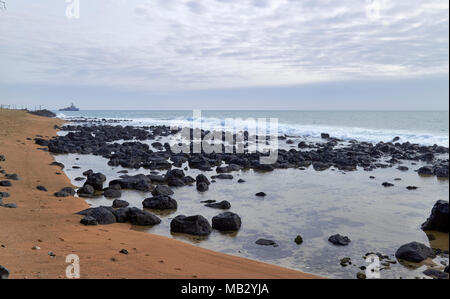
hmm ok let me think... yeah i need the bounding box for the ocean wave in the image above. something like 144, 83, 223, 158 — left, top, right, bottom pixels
59, 115, 449, 147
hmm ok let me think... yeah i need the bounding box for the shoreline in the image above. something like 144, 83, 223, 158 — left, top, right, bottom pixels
0, 110, 319, 279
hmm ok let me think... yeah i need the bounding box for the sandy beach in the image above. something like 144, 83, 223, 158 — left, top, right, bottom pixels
0, 110, 319, 279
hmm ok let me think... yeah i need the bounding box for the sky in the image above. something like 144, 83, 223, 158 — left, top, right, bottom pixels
0, 0, 448, 110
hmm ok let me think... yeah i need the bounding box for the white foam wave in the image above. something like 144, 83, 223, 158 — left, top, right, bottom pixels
59, 115, 449, 147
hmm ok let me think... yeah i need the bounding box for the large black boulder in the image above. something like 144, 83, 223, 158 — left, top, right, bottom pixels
212, 212, 241, 231
418, 166, 434, 176
421, 200, 449, 233
170, 215, 212, 236
77, 184, 95, 198
143, 195, 177, 210
77, 206, 116, 225
127, 207, 161, 226
109, 174, 152, 192
395, 242, 435, 263
85, 173, 106, 191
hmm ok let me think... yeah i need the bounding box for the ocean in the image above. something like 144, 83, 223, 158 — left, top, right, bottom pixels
55, 110, 449, 147
52, 110, 449, 279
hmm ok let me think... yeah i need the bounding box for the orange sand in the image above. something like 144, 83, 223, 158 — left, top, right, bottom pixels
0, 110, 320, 279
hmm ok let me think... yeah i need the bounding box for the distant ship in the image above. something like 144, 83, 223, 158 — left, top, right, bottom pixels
59, 103, 80, 111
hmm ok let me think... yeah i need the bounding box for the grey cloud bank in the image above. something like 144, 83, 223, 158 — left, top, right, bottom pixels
0, 0, 448, 109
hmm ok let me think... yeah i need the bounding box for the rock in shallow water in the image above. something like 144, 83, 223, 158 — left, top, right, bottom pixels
151, 185, 174, 196
421, 200, 449, 233
395, 241, 435, 263
205, 200, 231, 210
170, 215, 212, 236
328, 234, 351, 246
143, 195, 177, 210
255, 239, 278, 247
212, 212, 241, 231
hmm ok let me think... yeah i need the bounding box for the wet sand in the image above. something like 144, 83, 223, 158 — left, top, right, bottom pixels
0, 110, 319, 279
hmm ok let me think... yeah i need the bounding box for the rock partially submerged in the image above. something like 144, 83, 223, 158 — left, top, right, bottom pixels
395, 242, 435, 263
255, 239, 278, 247
170, 215, 212, 236
212, 212, 241, 231
328, 234, 351, 246
205, 200, 231, 210
421, 200, 449, 233
143, 195, 177, 210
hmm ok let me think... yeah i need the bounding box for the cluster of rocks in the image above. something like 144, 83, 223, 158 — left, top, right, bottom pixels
0, 158, 18, 209
36, 125, 449, 179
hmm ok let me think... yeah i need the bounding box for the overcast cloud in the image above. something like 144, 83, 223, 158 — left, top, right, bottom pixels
0, 0, 448, 109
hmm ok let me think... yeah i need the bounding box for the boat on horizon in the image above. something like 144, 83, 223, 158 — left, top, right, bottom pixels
59, 103, 80, 111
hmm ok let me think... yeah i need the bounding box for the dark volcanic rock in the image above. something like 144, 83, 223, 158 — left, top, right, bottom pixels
109, 174, 152, 192
0, 265, 10, 279
423, 269, 449, 279
328, 234, 351, 246
321, 133, 330, 139
103, 187, 122, 198
212, 212, 242, 231
421, 200, 449, 233
205, 200, 231, 210
3, 203, 17, 208
435, 166, 449, 178
151, 185, 174, 196
54, 187, 76, 197
127, 207, 161, 226
85, 173, 106, 191
111, 207, 131, 223
211, 174, 233, 180
0, 180, 12, 187
36, 185, 48, 192
196, 174, 210, 185
418, 166, 434, 176
5, 174, 20, 180
255, 192, 266, 197
255, 239, 277, 246
112, 199, 129, 209
143, 195, 177, 210
196, 182, 209, 192
382, 182, 394, 187
77, 206, 116, 225
170, 215, 212, 236
395, 242, 435, 262
77, 184, 95, 198
80, 216, 98, 226
313, 162, 330, 171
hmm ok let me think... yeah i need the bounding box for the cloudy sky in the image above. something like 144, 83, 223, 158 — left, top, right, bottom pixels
0, 0, 448, 110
